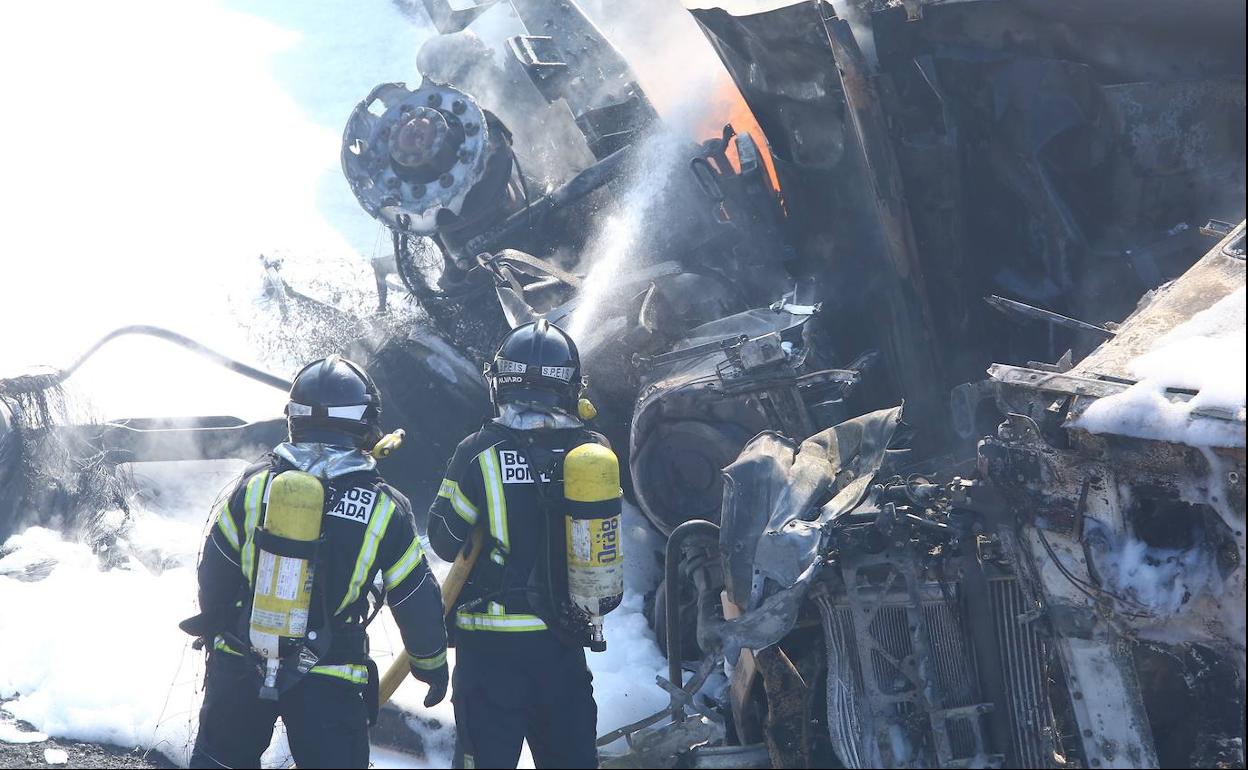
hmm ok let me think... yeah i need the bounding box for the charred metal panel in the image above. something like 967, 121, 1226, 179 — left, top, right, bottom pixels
693, 3, 948, 446
0, 399, 22, 544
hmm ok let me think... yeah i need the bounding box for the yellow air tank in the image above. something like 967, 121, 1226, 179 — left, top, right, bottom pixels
564, 442, 624, 652
249, 470, 324, 699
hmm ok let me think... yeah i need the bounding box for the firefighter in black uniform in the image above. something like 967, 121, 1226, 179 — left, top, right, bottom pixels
182, 356, 448, 769
429, 320, 605, 769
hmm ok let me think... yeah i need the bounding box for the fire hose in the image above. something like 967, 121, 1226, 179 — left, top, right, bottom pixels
0, 324, 292, 397
377, 526, 485, 704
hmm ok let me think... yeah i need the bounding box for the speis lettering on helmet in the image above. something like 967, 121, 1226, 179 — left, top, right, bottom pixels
326, 487, 376, 524
541, 365, 574, 382
496, 359, 528, 374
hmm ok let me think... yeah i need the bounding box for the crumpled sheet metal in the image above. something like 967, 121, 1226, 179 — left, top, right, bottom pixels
711, 406, 904, 659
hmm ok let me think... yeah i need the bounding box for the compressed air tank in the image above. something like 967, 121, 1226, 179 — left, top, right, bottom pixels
563, 442, 624, 652
250, 470, 324, 699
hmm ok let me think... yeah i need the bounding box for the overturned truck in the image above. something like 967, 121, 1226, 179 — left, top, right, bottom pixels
631, 223, 1245, 769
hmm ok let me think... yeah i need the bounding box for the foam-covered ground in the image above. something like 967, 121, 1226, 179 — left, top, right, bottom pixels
0, 462, 669, 767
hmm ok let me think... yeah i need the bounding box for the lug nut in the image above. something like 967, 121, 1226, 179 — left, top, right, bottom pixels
452, 100, 467, 115
439, 173, 455, 188
426, 92, 443, 107
464, 122, 479, 137
411, 183, 427, 197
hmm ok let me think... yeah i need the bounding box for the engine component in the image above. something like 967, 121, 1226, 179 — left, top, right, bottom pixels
249, 470, 325, 700
630, 307, 861, 534
564, 441, 623, 652
342, 81, 513, 238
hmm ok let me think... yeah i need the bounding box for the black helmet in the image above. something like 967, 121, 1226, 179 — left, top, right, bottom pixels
286, 355, 383, 449
486, 320, 583, 414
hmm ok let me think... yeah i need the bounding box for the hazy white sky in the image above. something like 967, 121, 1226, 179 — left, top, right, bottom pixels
0, 1, 431, 419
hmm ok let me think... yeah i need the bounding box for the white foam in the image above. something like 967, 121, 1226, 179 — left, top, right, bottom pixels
44, 748, 69, 765
0, 716, 48, 745
1076, 287, 1246, 448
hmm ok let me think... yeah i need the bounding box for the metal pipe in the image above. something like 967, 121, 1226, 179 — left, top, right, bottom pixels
0, 324, 292, 397
464, 145, 632, 256
664, 518, 721, 720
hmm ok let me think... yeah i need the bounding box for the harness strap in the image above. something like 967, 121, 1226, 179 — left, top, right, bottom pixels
252, 527, 320, 560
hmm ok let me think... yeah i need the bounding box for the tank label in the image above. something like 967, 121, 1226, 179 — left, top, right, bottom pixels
255, 552, 276, 593
567, 515, 624, 610
568, 516, 621, 566
288, 608, 309, 636
275, 557, 303, 601
252, 608, 286, 632
327, 487, 376, 523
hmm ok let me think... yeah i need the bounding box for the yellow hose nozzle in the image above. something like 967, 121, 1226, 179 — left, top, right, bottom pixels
370, 429, 406, 459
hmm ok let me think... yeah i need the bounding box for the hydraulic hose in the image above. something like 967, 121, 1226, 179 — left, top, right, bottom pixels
664, 518, 720, 720
0, 325, 291, 397
378, 527, 486, 705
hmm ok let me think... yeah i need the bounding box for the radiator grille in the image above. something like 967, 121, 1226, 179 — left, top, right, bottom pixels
989, 577, 1056, 768
817, 574, 1059, 768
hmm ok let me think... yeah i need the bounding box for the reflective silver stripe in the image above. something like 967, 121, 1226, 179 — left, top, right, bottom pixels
240, 471, 271, 584
478, 448, 507, 566
455, 611, 547, 632
409, 649, 447, 670
326, 404, 369, 419
309, 663, 369, 684
438, 479, 479, 524
383, 537, 424, 589
214, 501, 240, 551
336, 494, 397, 614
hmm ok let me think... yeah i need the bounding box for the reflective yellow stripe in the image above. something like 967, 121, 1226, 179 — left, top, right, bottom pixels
213, 636, 242, 656
309, 663, 369, 684
240, 471, 271, 585
215, 639, 366, 684
214, 500, 240, 551
409, 649, 447, 670
336, 494, 397, 614
455, 611, 547, 632
439, 479, 480, 524
383, 537, 425, 589
478, 448, 508, 566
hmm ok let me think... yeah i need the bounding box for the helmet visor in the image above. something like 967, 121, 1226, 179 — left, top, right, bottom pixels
287, 402, 370, 419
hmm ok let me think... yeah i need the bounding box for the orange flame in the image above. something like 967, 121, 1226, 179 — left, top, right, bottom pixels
699, 76, 782, 194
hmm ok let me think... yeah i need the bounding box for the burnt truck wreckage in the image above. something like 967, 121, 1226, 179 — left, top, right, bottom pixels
1, 0, 1245, 767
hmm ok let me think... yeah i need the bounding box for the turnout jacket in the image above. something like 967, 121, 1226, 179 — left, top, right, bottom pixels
428, 422, 606, 635
196, 444, 447, 684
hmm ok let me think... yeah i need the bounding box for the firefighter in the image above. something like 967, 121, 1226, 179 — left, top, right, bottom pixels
182, 355, 448, 769
429, 320, 607, 769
